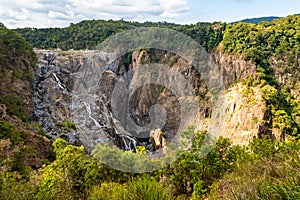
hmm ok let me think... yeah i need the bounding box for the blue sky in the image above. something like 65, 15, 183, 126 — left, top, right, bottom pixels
186, 0, 299, 23
0, 0, 298, 28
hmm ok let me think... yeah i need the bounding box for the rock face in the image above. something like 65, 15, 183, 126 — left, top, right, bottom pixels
212, 51, 257, 88
269, 56, 300, 102
220, 83, 266, 145
129, 49, 209, 139
0, 104, 7, 119
149, 129, 166, 151
32, 48, 282, 150
32, 50, 141, 152
32, 49, 207, 152
32, 50, 83, 143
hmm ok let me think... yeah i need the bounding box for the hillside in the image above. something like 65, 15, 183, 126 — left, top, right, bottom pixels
14, 20, 225, 52
0, 24, 53, 183
232, 13, 300, 24
0, 15, 300, 199
234, 16, 280, 24
0, 23, 37, 116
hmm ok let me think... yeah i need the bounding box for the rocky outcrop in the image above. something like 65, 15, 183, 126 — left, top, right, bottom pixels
31, 49, 205, 152
218, 83, 266, 145
269, 56, 300, 101
32, 50, 84, 143
130, 49, 209, 139
32, 48, 280, 149
212, 51, 257, 88
149, 129, 166, 151
0, 104, 7, 119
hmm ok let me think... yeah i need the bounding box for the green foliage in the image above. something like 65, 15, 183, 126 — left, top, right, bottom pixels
208, 138, 300, 199
15, 20, 225, 52
34, 139, 104, 199
88, 177, 174, 200
261, 84, 300, 136
56, 120, 76, 131
0, 120, 26, 145
0, 24, 36, 74
222, 15, 300, 85
137, 145, 146, 154
2, 131, 300, 199
161, 128, 240, 196
88, 182, 126, 200
52, 138, 67, 154
0, 171, 37, 200
191, 180, 207, 199
122, 176, 174, 200
0, 94, 28, 122
262, 84, 279, 102
34, 138, 138, 199
222, 16, 300, 61
92, 143, 162, 173
27, 122, 47, 136
175, 22, 226, 52
225, 16, 300, 138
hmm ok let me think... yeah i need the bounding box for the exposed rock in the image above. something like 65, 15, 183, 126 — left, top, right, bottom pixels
219, 83, 266, 145
212, 51, 257, 88
149, 129, 166, 151
0, 104, 7, 119
32, 50, 84, 142
31, 48, 283, 151
129, 49, 207, 140
269, 56, 300, 101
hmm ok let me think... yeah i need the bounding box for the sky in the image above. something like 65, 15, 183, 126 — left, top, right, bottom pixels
0, 0, 299, 28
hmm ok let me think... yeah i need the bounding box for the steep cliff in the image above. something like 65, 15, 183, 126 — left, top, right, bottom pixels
31, 48, 275, 149
0, 24, 37, 120
0, 25, 53, 173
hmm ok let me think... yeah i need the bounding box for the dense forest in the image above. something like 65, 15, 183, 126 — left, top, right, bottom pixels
0, 23, 36, 77
15, 20, 225, 52
1, 15, 300, 199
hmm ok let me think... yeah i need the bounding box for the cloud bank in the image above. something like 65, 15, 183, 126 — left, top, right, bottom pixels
0, 0, 190, 28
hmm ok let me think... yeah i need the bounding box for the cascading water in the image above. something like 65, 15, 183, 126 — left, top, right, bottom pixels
32, 51, 139, 152
32, 51, 79, 143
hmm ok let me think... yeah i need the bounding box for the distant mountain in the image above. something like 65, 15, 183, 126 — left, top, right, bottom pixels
232, 16, 280, 24
240, 16, 280, 24
233, 14, 300, 24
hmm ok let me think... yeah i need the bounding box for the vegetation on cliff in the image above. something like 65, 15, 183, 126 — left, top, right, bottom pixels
222, 15, 300, 139
0, 23, 36, 79
0, 15, 300, 199
0, 23, 37, 119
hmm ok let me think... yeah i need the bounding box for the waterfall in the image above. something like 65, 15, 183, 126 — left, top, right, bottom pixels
33, 51, 138, 152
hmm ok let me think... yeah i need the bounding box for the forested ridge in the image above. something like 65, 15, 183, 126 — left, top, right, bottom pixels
15, 20, 225, 52
0, 22, 36, 73
0, 15, 300, 199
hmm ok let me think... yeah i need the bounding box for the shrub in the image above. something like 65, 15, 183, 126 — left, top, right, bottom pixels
208, 138, 300, 199
122, 177, 174, 200
0, 120, 26, 145
88, 182, 125, 200
0, 94, 28, 122
56, 121, 76, 131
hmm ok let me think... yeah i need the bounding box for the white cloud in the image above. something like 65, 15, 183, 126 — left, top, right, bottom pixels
160, 0, 190, 18
0, 0, 190, 28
